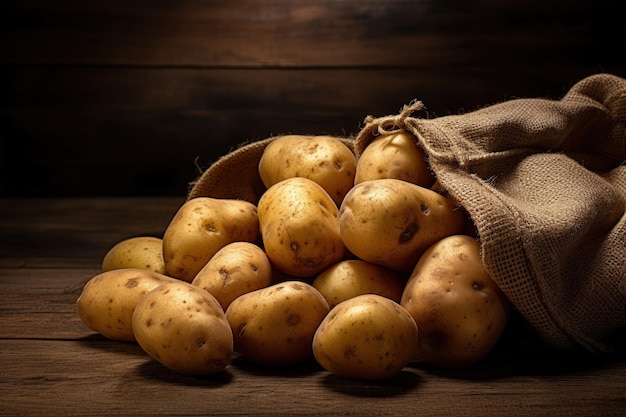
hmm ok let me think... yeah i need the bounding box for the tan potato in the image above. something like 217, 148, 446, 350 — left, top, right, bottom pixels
191, 241, 272, 310
339, 178, 465, 272
76, 268, 177, 342
355, 130, 435, 187
312, 294, 418, 380
132, 281, 233, 375
258, 177, 345, 277
258, 135, 357, 206
101, 236, 166, 274
312, 259, 408, 309
225, 281, 330, 365
163, 197, 259, 282
400, 235, 511, 368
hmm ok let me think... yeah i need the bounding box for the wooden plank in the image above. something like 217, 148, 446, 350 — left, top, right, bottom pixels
0, 198, 183, 263
1, 0, 621, 68
1, 339, 625, 417
4, 66, 620, 196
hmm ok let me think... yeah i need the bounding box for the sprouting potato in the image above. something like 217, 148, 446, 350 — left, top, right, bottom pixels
401, 235, 511, 368
132, 281, 233, 375
355, 130, 434, 187
257, 177, 345, 278
339, 178, 465, 272
76, 268, 177, 342
225, 281, 330, 366
312, 294, 419, 380
258, 135, 357, 206
191, 241, 272, 310
162, 197, 259, 282
312, 259, 408, 309
101, 236, 166, 274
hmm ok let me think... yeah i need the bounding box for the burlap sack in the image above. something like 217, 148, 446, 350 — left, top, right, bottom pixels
355, 73, 626, 352
188, 73, 625, 352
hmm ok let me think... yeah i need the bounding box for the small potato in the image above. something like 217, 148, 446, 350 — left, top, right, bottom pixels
101, 236, 166, 274
312, 260, 408, 309
132, 281, 233, 375
163, 197, 259, 282
312, 294, 418, 380
400, 235, 511, 368
355, 131, 434, 187
76, 268, 177, 342
192, 241, 272, 310
339, 178, 465, 272
225, 281, 330, 366
258, 135, 357, 206
258, 177, 345, 277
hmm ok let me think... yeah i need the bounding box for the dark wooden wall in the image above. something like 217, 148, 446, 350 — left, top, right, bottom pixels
1, 0, 624, 197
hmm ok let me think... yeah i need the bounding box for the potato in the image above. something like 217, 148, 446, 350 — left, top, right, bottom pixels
400, 235, 511, 368
339, 178, 465, 272
258, 177, 345, 277
132, 281, 233, 375
312, 259, 408, 309
355, 131, 434, 187
225, 281, 330, 365
101, 236, 166, 274
76, 268, 177, 342
191, 241, 272, 310
312, 294, 418, 380
163, 197, 259, 282
258, 135, 357, 206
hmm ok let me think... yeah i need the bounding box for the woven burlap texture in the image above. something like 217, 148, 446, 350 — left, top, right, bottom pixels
355, 73, 625, 352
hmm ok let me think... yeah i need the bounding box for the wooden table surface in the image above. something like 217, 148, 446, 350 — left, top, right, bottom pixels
1, 197, 625, 417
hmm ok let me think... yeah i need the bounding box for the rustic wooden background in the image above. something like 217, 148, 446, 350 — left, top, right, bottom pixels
1, 0, 624, 197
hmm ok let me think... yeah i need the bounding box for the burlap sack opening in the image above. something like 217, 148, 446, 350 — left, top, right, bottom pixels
355, 73, 626, 352
188, 136, 356, 204
187, 73, 625, 353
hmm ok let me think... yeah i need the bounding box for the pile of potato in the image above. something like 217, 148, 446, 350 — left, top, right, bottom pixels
76, 133, 511, 380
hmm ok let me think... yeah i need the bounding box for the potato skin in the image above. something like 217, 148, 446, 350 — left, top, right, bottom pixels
400, 235, 511, 368
191, 241, 272, 310
355, 131, 434, 187
312, 294, 418, 380
76, 268, 177, 342
312, 259, 408, 309
163, 197, 259, 282
258, 177, 345, 277
101, 236, 166, 274
225, 281, 330, 366
132, 281, 233, 375
339, 178, 465, 272
258, 135, 357, 206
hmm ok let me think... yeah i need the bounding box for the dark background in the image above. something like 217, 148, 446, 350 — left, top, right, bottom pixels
1, 0, 625, 197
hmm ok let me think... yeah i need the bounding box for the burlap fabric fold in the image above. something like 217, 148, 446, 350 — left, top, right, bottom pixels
355, 73, 625, 352
188, 73, 625, 352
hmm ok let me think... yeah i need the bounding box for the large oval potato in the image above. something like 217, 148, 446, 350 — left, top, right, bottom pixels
163, 197, 259, 282
132, 281, 233, 375
76, 268, 177, 342
101, 236, 166, 274
339, 178, 465, 272
225, 281, 330, 366
312, 259, 408, 309
400, 235, 511, 368
355, 131, 434, 187
258, 135, 357, 206
191, 241, 272, 310
258, 177, 345, 277
313, 294, 418, 380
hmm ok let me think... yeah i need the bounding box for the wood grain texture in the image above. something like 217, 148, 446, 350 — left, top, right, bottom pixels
0, 0, 624, 197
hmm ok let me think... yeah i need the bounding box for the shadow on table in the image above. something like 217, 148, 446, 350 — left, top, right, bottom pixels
320, 369, 423, 398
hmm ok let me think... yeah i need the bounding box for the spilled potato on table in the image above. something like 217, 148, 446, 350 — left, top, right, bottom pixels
76, 133, 511, 380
